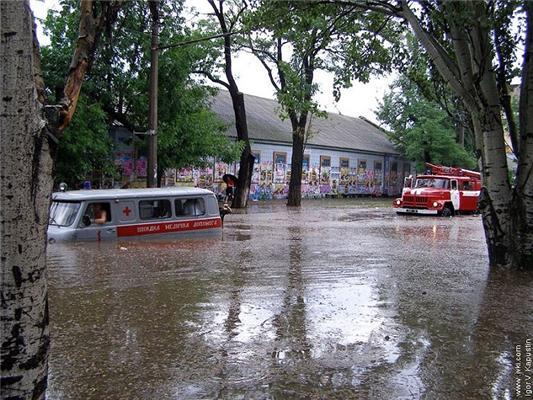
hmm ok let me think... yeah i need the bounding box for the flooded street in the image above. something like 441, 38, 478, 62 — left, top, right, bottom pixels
46, 199, 533, 399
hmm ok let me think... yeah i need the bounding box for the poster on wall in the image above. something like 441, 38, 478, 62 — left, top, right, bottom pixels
165, 169, 176, 186
309, 166, 319, 186
215, 162, 227, 182
274, 162, 285, 184
251, 153, 261, 184
136, 156, 147, 177
320, 166, 331, 185
115, 151, 133, 176
252, 164, 261, 184
259, 161, 273, 185
176, 167, 194, 184
197, 167, 214, 188
340, 167, 350, 185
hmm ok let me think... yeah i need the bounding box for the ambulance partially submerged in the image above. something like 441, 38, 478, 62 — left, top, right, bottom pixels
393, 163, 481, 216
47, 187, 224, 242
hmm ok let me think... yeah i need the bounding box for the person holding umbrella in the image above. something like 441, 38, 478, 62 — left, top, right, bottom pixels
223, 174, 238, 203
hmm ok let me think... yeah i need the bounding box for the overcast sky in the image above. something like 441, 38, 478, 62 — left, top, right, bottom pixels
30, 0, 392, 124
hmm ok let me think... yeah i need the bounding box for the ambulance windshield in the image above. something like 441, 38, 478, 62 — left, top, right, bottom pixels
49, 201, 81, 226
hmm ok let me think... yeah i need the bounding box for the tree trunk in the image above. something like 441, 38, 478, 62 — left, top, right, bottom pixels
468, 1, 513, 268
1, 2, 53, 398
207, 1, 254, 209
511, 1, 533, 269
229, 91, 254, 209
2, 1, 121, 397
232, 146, 254, 208
287, 126, 305, 207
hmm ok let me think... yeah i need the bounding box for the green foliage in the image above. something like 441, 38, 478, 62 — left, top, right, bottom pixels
54, 96, 116, 187
158, 87, 244, 170
377, 76, 476, 171
243, 1, 404, 120
41, 0, 240, 185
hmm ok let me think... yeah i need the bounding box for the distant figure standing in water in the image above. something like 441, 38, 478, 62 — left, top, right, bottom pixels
225, 176, 236, 202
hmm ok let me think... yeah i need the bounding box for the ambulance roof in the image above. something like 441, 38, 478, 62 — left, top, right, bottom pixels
52, 187, 214, 201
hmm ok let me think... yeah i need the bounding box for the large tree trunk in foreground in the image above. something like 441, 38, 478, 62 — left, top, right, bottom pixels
1, 1, 121, 397
1, 2, 53, 398
511, 1, 533, 269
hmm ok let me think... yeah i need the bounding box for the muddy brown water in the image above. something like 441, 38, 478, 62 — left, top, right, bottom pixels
46, 199, 533, 399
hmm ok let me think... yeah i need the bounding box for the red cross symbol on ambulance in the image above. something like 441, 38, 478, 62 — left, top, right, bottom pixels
122, 206, 132, 217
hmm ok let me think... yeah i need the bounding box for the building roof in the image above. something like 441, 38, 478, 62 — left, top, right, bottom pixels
210, 90, 400, 155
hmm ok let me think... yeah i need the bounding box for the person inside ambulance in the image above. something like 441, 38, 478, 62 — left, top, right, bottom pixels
83, 202, 110, 226
93, 203, 108, 224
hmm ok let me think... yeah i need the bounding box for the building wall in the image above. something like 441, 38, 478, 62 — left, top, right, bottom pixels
163, 141, 414, 199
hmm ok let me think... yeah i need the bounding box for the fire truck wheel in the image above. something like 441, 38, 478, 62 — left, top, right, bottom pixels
441, 206, 453, 217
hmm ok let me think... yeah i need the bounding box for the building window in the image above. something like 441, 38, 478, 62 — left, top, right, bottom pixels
358, 159, 367, 173
404, 162, 411, 176
139, 199, 171, 220
374, 161, 382, 171
320, 156, 331, 168
252, 151, 261, 164
303, 154, 310, 170
273, 152, 287, 165
391, 161, 398, 173
340, 157, 349, 168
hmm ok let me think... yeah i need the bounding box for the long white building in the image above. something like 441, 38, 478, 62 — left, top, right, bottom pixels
205, 91, 412, 199
113, 90, 413, 199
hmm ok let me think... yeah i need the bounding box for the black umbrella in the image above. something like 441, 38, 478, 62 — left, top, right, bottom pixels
222, 174, 238, 185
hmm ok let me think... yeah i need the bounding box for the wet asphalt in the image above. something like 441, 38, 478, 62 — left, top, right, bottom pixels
45, 199, 533, 399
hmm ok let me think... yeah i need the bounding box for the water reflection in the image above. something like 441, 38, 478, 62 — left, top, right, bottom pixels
45, 201, 532, 399
271, 226, 311, 357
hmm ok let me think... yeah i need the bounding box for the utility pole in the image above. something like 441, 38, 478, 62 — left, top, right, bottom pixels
147, 0, 159, 187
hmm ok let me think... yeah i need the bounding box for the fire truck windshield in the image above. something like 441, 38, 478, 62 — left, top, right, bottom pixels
415, 178, 449, 189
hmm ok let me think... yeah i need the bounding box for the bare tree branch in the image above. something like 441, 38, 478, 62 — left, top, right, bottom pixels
192, 69, 231, 89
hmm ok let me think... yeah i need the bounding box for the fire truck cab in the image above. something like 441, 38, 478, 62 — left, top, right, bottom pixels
393, 163, 481, 216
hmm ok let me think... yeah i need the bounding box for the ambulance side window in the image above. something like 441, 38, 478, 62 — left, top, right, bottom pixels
83, 202, 112, 226
139, 199, 171, 220
175, 198, 205, 217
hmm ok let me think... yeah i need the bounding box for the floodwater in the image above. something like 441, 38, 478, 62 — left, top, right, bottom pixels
46, 199, 533, 399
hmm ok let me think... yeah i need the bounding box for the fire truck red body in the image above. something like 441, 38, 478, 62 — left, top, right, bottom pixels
393, 163, 481, 216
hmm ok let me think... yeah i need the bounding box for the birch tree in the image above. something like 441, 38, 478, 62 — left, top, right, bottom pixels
398, 0, 532, 269
1, 1, 120, 397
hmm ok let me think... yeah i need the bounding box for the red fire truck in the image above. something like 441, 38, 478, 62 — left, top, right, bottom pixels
393, 163, 481, 216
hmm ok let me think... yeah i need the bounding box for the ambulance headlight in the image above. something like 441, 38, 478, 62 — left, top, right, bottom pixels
432, 201, 439, 207
396, 200, 401, 205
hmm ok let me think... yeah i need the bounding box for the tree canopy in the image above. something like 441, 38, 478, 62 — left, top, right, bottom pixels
41, 0, 241, 187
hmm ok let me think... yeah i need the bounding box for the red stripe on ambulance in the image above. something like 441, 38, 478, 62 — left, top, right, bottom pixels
117, 217, 222, 237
